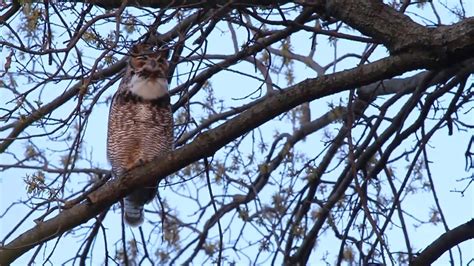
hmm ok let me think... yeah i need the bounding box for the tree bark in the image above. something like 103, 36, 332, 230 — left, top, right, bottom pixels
1, 41, 473, 265
410, 219, 474, 266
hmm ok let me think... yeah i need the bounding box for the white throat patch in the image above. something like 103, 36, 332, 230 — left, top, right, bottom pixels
129, 75, 169, 100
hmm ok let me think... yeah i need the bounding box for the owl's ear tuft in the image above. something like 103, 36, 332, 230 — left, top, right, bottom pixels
130, 44, 152, 56
130, 44, 142, 56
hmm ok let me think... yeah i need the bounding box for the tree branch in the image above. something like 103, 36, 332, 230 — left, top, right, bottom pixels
0, 9, 208, 153
37, 0, 289, 9
0, 1, 20, 24
0, 33, 472, 262
410, 219, 474, 266
309, 0, 474, 55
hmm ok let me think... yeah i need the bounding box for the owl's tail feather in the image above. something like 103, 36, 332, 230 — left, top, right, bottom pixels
124, 198, 144, 227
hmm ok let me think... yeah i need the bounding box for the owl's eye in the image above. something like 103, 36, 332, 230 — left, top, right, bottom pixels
137, 55, 148, 60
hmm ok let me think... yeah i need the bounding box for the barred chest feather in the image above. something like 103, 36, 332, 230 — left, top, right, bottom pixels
129, 75, 169, 100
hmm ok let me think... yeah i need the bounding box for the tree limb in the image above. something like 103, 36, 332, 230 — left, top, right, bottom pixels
0, 34, 473, 262
410, 219, 474, 266
41, 0, 289, 9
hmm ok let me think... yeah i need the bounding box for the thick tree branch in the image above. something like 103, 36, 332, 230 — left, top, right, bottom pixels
311, 0, 428, 51
357, 59, 474, 99
0, 1, 20, 24
1, 32, 473, 261
310, 0, 474, 55
53, 0, 289, 9
410, 219, 474, 266
116, 0, 289, 8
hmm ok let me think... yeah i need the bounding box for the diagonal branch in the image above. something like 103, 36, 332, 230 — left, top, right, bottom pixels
20, 0, 289, 9
0, 10, 207, 153
410, 219, 474, 266
309, 0, 474, 54
0, 35, 472, 262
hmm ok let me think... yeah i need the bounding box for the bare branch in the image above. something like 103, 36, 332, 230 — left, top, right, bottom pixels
410, 219, 474, 266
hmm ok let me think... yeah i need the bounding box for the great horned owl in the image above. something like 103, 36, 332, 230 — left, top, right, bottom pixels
107, 44, 173, 226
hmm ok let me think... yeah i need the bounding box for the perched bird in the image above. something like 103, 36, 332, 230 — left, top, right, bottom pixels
107, 44, 173, 226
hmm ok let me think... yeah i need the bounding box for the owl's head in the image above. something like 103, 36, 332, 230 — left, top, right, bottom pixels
129, 44, 169, 79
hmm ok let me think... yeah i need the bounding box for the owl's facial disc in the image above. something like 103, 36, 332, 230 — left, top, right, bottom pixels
129, 45, 169, 79
131, 54, 168, 78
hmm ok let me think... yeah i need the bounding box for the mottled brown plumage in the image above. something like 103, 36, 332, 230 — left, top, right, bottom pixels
107, 44, 173, 226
